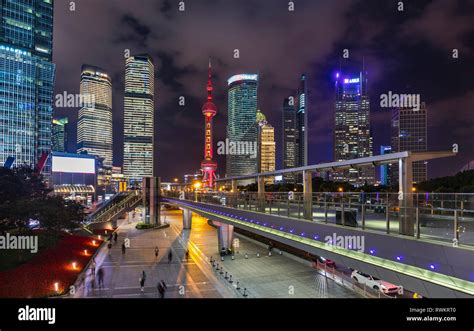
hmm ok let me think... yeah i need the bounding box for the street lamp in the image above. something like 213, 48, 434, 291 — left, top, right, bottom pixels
193, 181, 202, 190
174, 178, 179, 183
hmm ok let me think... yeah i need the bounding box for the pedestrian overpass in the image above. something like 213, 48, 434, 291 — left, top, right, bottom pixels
162, 151, 474, 298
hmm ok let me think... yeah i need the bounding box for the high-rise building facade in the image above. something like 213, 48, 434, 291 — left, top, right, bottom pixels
257, 110, 275, 184
380, 145, 392, 186
296, 74, 308, 167
334, 71, 374, 185
282, 97, 297, 183
52, 117, 68, 152
391, 103, 428, 184
123, 54, 155, 183
0, 0, 55, 169
77, 65, 113, 167
226, 74, 258, 184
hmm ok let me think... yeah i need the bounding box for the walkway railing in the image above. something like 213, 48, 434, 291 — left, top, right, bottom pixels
163, 191, 474, 247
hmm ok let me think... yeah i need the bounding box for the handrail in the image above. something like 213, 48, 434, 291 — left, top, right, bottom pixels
88, 190, 141, 224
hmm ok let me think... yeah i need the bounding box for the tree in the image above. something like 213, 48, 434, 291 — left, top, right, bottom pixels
0, 167, 85, 233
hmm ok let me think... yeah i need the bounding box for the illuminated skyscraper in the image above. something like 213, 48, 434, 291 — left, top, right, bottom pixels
52, 117, 68, 153
257, 110, 275, 184
200, 60, 218, 188
334, 71, 374, 185
0, 0, 55, 169
226, 74, 258, 184
296, 74, 308, 167
282, 97, 297, 182
123, 54, 155, 183
391, 104, 427, 184
77, 65, 113, 167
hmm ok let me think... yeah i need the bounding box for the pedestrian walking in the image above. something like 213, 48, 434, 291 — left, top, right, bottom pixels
185, 249, 189, 261
154, 246, 159, 258
160, 279, 167, 291
90, 258, 96, 275
113, 232, 118, 243
97, 267, 104, 288
140, 277, 145, 292
122, 242, 126, 255
157, 282, 164, 298
90, 273, 96, 290
140, 270, 146, 292
168, 250, 172, 263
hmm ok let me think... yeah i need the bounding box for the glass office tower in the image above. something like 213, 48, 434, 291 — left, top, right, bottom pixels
380, 145, 392, 186
257, 110, 275, 184
296, 74, 308, 167
334, 71, 374, 185
0, 0, 55, 169
282, 97, 297, 183
391, 104, 428, 184
52, 117, 68, 152
123, 54, 155, 183
226, 74, 258, 184
77, 65, 113, 167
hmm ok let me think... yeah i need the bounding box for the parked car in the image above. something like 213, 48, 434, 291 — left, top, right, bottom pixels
316, 256, 336, 268
351, 270, 400, 294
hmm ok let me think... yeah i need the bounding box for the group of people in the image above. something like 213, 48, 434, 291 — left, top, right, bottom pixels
88, 229, 192, 298
139, 270, 168, 298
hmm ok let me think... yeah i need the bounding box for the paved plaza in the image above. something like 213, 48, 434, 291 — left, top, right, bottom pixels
75, 209, 361, 298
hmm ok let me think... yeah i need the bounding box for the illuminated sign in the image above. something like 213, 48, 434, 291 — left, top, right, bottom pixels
343, 78, 360, 84
52, 156, 95, 174
227, 74, 258, 86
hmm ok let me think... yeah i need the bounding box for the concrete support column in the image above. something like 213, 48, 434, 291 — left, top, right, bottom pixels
257, 176, 265, 212
231, 180, 238, 193
399, 157, 414, 236
142, 177, 161, 226
182, 208, 192, 229
303, 170, 313, 220
212, 221, 234, 254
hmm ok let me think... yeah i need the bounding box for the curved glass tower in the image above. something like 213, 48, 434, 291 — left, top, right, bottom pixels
226, 74, 258, 184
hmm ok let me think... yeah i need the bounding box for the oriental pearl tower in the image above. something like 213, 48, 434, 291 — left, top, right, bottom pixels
200, 59, 218, 189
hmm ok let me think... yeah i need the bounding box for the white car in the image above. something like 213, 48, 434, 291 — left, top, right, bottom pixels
351, 270, 401, 295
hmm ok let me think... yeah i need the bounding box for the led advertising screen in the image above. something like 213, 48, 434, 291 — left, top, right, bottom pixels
52, 155, 95, 174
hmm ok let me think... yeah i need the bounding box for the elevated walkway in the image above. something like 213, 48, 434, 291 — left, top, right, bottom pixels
163, 196, 474, 298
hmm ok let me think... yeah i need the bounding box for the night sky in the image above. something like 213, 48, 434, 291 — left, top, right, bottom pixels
52, 0, 474, 181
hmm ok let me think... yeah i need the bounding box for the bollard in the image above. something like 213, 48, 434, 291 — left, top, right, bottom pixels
268, 252, 272, 257
245, 253, 248, 259
279, 250, 283, 255
236, 281, 241, 290
219, 267, 224, 275
243, 288, 248, 297
225, 272, 228, 279
229, 275, 233, 283
215, 263, 219, 270
231, 255, 235, 260
257, 253, 260, 258
221, 256, 224, 261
